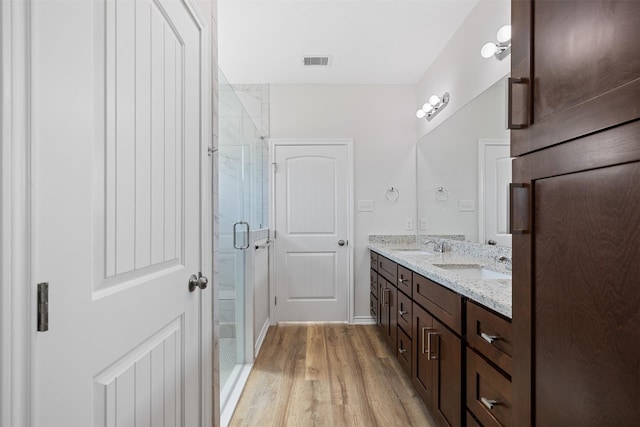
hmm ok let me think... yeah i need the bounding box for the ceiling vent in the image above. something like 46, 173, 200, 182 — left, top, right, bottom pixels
302, 56, 331, 67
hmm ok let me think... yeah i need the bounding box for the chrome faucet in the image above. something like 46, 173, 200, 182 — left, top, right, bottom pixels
497, 256, 512, 270
424, 240, 445, 253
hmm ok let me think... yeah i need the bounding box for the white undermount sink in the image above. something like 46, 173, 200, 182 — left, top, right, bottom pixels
433, 264, 511, 280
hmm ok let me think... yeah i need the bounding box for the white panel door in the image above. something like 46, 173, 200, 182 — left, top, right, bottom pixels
31, 0, 209, 426
273, 143, 350, 322
479, 140, 512, 247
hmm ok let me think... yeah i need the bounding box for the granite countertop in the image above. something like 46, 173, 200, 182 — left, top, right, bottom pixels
368, 242, 512, 319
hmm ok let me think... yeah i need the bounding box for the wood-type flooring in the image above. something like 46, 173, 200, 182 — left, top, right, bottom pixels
230, 323, 436, 427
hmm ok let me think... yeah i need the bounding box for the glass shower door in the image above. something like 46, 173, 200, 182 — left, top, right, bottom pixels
217, 70, 262, 412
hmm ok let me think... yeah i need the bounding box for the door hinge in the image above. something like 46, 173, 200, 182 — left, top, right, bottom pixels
272, 162, 278, 173
273, 230, 276, 239
37, 282, 49, 332
275, 296, 277, 306
207, 146, 218, 156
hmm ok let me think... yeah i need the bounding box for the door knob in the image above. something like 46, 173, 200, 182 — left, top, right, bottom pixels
188, 273, 209, 292
338, 239, 347, 246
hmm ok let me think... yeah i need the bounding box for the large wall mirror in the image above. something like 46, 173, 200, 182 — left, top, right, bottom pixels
416, 75, 512, 247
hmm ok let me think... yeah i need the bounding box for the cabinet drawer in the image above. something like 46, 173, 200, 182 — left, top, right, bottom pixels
370, 269, 378, 295
413, 273, 462, 335
370, 292, 378, 320
397, 327, 411, 377
467, 301, 512, 376
370, 251, 378, 270
467, 348, 512, 427
397, 291, 412, 338
377, 255, 397, 285
397, 265, 413, 297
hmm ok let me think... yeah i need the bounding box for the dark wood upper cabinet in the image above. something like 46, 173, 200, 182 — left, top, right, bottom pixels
510, 0, 640, 156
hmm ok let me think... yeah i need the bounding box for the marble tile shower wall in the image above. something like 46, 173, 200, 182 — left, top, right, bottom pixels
230, 84, 270, 138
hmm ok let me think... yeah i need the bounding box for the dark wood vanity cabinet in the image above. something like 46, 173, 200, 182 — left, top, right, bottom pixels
377, 274, 397, 350
511, 1, 640, 425
412, 302, 462, 427
370, 254, 379, 323
466, 302, 513, 427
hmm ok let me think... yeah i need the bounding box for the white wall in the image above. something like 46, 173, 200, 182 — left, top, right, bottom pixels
270, 84, 417, 318
416, 0, 510, 139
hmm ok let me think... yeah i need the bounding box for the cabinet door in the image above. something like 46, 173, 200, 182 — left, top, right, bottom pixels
378, 275, 388, 334
397, 327, 412, 377
370, 292, 378, 322
388, 285, 398, 349
370, 268, 378, 296
510, 0, 640, 155
412, 303, 434, 410
512, 128, 640, 425
432, 318, 462, 427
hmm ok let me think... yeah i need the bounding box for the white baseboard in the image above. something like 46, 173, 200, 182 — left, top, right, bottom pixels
352, 315, 376, 325
254, 317, 270, 357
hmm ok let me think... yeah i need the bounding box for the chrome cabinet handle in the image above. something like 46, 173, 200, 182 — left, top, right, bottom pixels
383, 289, 390, 306
188, 273, 209, 292
398, 347, 407, 354
481, 332, 499, 344
398, 278, 407, 283
398, 310, 408, 317
481, 397, 498, 410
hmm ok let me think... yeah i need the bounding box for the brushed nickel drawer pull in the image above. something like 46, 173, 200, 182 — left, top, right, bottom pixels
427, 332, 439, 360
398, 278, 407, 284
481, 397, 498, 410
399, 309, 408, 317
481, 332, 499, 344
383, 289, 390, 306
398, 347, 407, 354
421, 327, 434, 355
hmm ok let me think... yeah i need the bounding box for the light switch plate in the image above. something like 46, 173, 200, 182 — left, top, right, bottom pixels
420, 218, 428, 230
459, 200, 475, 212
357, 200, 374, 212
405, 218, 413, 230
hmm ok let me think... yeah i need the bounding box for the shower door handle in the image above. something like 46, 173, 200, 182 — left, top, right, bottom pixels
233, 221, 250, 249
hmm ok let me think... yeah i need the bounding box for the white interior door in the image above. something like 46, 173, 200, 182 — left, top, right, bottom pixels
272, 141, 352, 322
479, 140, 512, 247
31, 0, 209, 425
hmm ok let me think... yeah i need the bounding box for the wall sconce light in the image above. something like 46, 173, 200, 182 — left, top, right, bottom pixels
416, 92, 450, 121
481, 24, 511, 60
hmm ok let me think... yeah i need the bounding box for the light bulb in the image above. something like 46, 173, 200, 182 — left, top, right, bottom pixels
481, 42, 498, 58
422, 103, 434, 113
428, 95, 441, 106
496, 25, 511, 43
416, 109, 427, 119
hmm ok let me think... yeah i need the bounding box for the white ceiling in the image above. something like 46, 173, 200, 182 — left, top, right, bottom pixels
218, 0, 482, 85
